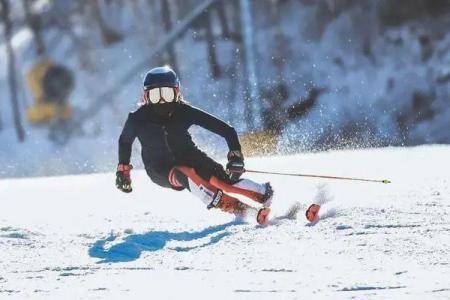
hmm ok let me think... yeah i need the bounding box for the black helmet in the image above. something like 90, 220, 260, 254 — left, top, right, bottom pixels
143, 66, 179, 90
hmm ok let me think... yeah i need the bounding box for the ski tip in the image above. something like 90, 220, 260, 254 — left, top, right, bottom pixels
257, 207, 271, 225
306, 204, 321, 222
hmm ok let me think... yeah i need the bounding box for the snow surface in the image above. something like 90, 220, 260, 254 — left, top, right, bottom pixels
1, 146, 450, 299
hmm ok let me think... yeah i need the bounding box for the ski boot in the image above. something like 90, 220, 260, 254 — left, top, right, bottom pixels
259, 182, 274, 207
213, 191, 271, 224
213, 192, 247, 216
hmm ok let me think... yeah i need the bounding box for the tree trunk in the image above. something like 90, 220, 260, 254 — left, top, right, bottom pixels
23, 0, 46, 55
215, 1, 231, 39
91, 0, 123, 46
51, 13, 95, 71
1, 0, 26, 141
0, 105, 3, 131
239, 0, 259, 131
226, 0, 244, 125
204, 10, 221, 78
145, 0, 164, 66
270, 0, 289, 79
160, 0, 178, 70
130, 0, 145, 33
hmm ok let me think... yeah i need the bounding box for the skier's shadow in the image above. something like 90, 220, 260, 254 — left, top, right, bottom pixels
89, 221, 241, 263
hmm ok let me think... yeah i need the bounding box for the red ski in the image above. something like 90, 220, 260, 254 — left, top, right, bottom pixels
306, 204, 321, 222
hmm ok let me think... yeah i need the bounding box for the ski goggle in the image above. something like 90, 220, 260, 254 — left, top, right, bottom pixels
144, 87, 178, 104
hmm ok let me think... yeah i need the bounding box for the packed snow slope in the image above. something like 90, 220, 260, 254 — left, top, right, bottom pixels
1, 146, 449, 299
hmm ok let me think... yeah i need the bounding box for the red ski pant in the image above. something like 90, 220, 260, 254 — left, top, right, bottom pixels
168, 166, 266, 212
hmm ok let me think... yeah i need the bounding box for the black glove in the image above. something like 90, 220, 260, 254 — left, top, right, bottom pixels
116, 164, 133, 193
226, 150, 245, 181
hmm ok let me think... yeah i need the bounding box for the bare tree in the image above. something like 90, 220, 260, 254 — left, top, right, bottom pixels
0, 101, 3, 131
130, 0, 145, 34
160, 0, 178, 70
1, 0, 26, 141
204, 10, 221, 78
47, 3, 96, 71
215, 1, 231, 39
225, 0, 245, 124
269, 0, 290, 79
23, 0, 46, 55
238, 0, 259, 131
145, 0, 165, 66
91, 0, 123, 46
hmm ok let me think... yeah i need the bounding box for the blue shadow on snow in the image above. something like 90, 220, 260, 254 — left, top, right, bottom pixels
89, 221, 241, 263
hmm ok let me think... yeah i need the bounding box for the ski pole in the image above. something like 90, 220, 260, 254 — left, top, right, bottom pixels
244, 169, 391, 184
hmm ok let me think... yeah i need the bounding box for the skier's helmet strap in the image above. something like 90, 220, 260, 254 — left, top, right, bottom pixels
143, 66, 179, 90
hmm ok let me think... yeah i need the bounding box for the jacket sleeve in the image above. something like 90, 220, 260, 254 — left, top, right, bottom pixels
185, 105, 241, 151
118, 113, 138, 164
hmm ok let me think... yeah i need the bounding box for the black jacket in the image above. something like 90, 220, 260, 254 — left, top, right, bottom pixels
118, 103, 241, 175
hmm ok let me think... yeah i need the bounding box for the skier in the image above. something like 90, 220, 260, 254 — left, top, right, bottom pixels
115, 66, 273, 224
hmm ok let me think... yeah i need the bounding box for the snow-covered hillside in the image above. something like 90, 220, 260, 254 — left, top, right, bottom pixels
1, 146, 449, 299
1, 1, 450, 178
